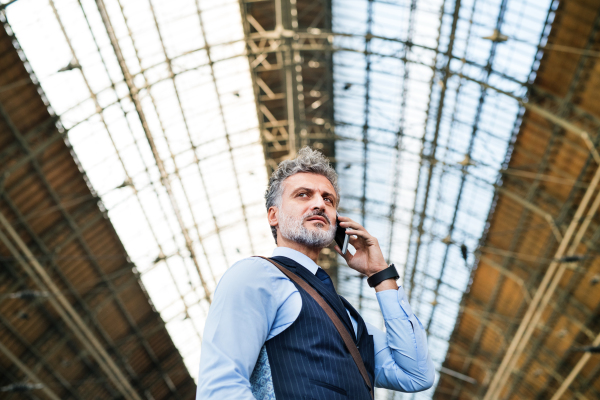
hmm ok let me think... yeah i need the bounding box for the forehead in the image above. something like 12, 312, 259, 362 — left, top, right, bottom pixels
282, 172, 335, 194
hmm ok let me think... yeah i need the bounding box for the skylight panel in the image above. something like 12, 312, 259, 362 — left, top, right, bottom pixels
6, 0, 269, 380
331, 0, 551, 398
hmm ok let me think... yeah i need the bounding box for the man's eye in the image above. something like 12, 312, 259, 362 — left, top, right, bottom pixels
325, 198, 333, 203
298, 193, 307, 197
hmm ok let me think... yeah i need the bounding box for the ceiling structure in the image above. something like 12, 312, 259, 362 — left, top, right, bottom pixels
0, 13, 195, 400
239, 0, 341, 282
436, 0, 600, 398
0, 0, 599, 399
4, 0, 275, 379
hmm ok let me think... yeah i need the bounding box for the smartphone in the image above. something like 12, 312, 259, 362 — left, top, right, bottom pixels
335, 213, 350, 255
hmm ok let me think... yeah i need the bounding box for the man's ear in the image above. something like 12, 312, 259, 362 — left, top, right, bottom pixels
267, 206, 278, 228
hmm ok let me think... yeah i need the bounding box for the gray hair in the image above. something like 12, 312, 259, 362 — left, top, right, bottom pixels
265, 146, 339, 242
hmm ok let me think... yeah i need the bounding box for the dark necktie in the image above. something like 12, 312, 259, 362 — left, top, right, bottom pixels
316, 268, 336, 295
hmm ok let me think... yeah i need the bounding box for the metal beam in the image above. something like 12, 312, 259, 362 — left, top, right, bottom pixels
0, 116, 59, 177
0, 215, 142, 400
0, 365, 42, 400
104, 0, 255, 274
404, 0, 462, 302
484, 155, 600, 400
550, 332, 600, 399
1, 141, 184, 399
240, 0, 336, 169
447, 2, 598, 396
0, 258, 120, 398
425, 0, 513, 336
503, 221, 600, 399
0, 96, 144, 400
0, 342, 58, 400
482, 7, 600, 398
44, 2, 212, 350
496, 187, 563, 242
386, 0, 417, 267
92, 0, 212, 305
239, 0, 339, 282
0, 313, 85, 400
574, 346, 600, 399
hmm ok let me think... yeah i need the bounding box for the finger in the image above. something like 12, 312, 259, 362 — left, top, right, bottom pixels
334, 244, 353, 262
348, 237, 363, 252
340, 220, 365, 231
337, 216, 366, 232
336, 215, 355, 223
345, 229, 371, 240
343, 250, 354, 263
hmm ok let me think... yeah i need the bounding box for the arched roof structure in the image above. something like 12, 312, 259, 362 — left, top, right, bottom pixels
0, 0, 598, 399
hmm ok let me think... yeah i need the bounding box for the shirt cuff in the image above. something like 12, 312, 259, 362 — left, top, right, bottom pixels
376, 286, 414, 320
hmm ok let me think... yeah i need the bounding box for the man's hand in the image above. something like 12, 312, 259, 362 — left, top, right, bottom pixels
333, 216, 398, 292
333, 216, 389, 277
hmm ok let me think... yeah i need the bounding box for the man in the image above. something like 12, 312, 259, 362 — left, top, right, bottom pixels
197, 147, 434, 399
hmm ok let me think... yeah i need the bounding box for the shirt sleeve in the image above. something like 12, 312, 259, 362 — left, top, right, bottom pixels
196, 257, 282, 399
368, 286, 435, 392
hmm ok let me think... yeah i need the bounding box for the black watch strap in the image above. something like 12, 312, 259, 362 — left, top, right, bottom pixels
367, 264, 399, 288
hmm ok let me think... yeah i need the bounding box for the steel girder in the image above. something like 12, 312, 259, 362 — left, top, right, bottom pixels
240, 0, 335, 170
239, 0, 340, 280
0, 101, 188, 399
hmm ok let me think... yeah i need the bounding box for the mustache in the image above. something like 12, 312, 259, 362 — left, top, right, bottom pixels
304, 210, 331, 225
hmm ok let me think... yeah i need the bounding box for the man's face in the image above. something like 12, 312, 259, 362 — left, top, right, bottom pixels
273, 172, 338, 248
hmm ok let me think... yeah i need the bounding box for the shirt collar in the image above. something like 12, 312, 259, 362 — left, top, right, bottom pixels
272, 247, 319, 275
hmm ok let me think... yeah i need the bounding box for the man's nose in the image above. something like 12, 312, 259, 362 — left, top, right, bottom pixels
311, 195, 327, 210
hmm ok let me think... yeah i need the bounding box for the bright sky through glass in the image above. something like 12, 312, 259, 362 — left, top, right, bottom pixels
330, 0, 551, 398
6, 0, 274, 376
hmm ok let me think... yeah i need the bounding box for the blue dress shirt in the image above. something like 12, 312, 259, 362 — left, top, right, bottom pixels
197, 247, 435, 398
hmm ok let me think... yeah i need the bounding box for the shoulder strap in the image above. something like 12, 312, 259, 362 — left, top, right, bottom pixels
256, 256, 373, 399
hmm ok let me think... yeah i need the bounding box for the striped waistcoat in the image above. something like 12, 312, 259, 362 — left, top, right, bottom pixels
250, 256, 375, 400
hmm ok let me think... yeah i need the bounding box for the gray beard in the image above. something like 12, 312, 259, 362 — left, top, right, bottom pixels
278, 209, 336, 249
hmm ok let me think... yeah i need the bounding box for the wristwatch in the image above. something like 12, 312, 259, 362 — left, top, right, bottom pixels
367, 264, 399, 288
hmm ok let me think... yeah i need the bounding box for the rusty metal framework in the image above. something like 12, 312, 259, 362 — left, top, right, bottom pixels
239, 0, 340, 278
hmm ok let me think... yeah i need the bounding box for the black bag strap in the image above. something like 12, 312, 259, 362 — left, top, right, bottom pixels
256, 256, 373, 399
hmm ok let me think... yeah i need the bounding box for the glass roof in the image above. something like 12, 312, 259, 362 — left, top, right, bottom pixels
331, 0, 551, 398
5, 0, 553, 397
6, 0, 274, 375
